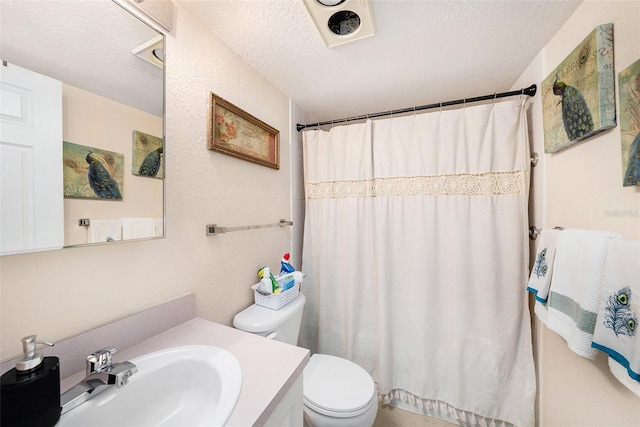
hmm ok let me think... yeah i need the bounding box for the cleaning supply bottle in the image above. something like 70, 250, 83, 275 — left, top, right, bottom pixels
280, 253, 295, 275
258, 277, 273, 295
257, 266, 279, 293
0, 335, 61, 427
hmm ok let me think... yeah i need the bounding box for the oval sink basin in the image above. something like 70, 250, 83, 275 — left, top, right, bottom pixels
58, 345, 242, 427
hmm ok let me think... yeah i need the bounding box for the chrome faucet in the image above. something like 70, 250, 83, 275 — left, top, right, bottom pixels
60, 348, 137, 415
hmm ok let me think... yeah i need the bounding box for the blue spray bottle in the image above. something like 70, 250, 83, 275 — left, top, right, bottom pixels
280, 253, 295, 275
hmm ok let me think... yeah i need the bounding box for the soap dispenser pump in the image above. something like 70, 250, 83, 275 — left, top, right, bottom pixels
0, 335, 61, 427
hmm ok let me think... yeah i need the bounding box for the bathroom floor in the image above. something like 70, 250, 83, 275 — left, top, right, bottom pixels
374, 404, 458, 427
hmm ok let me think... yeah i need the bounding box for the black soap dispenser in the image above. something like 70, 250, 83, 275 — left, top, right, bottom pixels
0, 335, 61, 427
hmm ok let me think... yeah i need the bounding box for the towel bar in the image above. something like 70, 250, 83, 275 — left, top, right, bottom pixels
529, 225, 565, 240
529, 225, 540, 240
206, 219, 293, 236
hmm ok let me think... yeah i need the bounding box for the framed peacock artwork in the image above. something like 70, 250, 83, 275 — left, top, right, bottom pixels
542, 23, 616, 153
132, 131, 164, 179
63, 141, 124, 200
619, 58, 640, 187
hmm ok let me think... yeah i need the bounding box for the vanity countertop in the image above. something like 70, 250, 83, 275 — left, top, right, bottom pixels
60, 317, 310, 426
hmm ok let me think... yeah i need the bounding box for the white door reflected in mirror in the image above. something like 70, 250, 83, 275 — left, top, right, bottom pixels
0, 63, 63, 255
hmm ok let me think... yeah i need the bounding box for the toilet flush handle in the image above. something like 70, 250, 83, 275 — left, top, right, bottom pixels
266, 332, 277, 340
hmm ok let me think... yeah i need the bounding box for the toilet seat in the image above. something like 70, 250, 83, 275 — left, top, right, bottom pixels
303, 354, 376, 418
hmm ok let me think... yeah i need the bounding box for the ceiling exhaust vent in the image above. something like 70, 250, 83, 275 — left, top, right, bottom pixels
302, 0, 375, 48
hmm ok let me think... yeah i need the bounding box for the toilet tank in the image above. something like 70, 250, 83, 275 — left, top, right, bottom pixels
233, 293, 306, 346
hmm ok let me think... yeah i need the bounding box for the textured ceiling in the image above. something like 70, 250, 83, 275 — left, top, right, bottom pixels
1, 0, 582, 125
0, 0, 163, 116
178, 0, 582, 124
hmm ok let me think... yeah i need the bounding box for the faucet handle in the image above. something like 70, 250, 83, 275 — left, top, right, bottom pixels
86, 348, 117, 374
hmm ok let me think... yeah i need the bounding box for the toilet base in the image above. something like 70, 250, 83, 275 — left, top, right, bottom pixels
303, 394, 378, 427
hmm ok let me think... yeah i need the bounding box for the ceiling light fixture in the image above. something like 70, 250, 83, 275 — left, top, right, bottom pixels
303, 0, 375, 48
316, 0, 345, 6
132, 35, 164, 68
152, 47, 164, 62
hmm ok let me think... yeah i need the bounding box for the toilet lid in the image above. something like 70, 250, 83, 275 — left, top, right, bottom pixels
303, 354, 376, 416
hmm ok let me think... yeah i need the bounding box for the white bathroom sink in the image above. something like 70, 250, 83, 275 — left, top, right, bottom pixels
58, 345, 242, 427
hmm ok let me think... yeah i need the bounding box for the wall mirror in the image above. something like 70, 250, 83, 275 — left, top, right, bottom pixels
0, 0, 165, 255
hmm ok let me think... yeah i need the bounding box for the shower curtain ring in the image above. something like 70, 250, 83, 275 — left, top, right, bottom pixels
493, 93, 497, 104
439, 102, 442, 113
520, 87, 528, 101
413, 106, 416, 116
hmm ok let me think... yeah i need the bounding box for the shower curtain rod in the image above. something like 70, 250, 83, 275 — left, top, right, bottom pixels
296, 84, 537, 132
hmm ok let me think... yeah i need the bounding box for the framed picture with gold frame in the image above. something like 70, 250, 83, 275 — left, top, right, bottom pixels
207, 93, 279, 169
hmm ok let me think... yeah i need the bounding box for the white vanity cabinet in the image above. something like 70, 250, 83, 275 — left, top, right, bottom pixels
265, 375, 304, 427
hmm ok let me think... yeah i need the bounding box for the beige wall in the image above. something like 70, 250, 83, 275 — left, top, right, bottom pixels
0, 3, 292, 361
62, 84, 163, 246
514, 1, 640, 425
2, 1, 637, 424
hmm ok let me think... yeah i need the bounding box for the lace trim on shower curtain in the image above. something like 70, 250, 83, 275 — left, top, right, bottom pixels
306, 170, 525, 200
379, 389, 517, 427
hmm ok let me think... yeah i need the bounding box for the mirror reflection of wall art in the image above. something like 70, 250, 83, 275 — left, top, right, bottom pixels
542, 23, 616, 153
132, 131, 164, 179
63, 141, 124, 200
619, 58, 640, 187
207, 92, 279, 169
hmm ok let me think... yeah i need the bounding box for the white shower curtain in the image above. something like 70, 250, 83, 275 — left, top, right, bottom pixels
300, 99, 536, 427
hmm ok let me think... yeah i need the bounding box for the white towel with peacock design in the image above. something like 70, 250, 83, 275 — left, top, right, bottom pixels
545, 229, 622, 359
592, 238, 640, 387
527, 228, 563, 303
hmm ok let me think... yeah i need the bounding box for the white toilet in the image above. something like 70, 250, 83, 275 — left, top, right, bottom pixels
233, 293, 378, 427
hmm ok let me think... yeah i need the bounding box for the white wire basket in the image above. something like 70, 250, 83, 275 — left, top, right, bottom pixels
252, 274, 300, 310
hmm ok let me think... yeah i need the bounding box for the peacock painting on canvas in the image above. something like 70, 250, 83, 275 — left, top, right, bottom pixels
619, 58, 640, 187
63, 141, 124, 200
132, 131, 164, 179
542, 23, 616, 153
